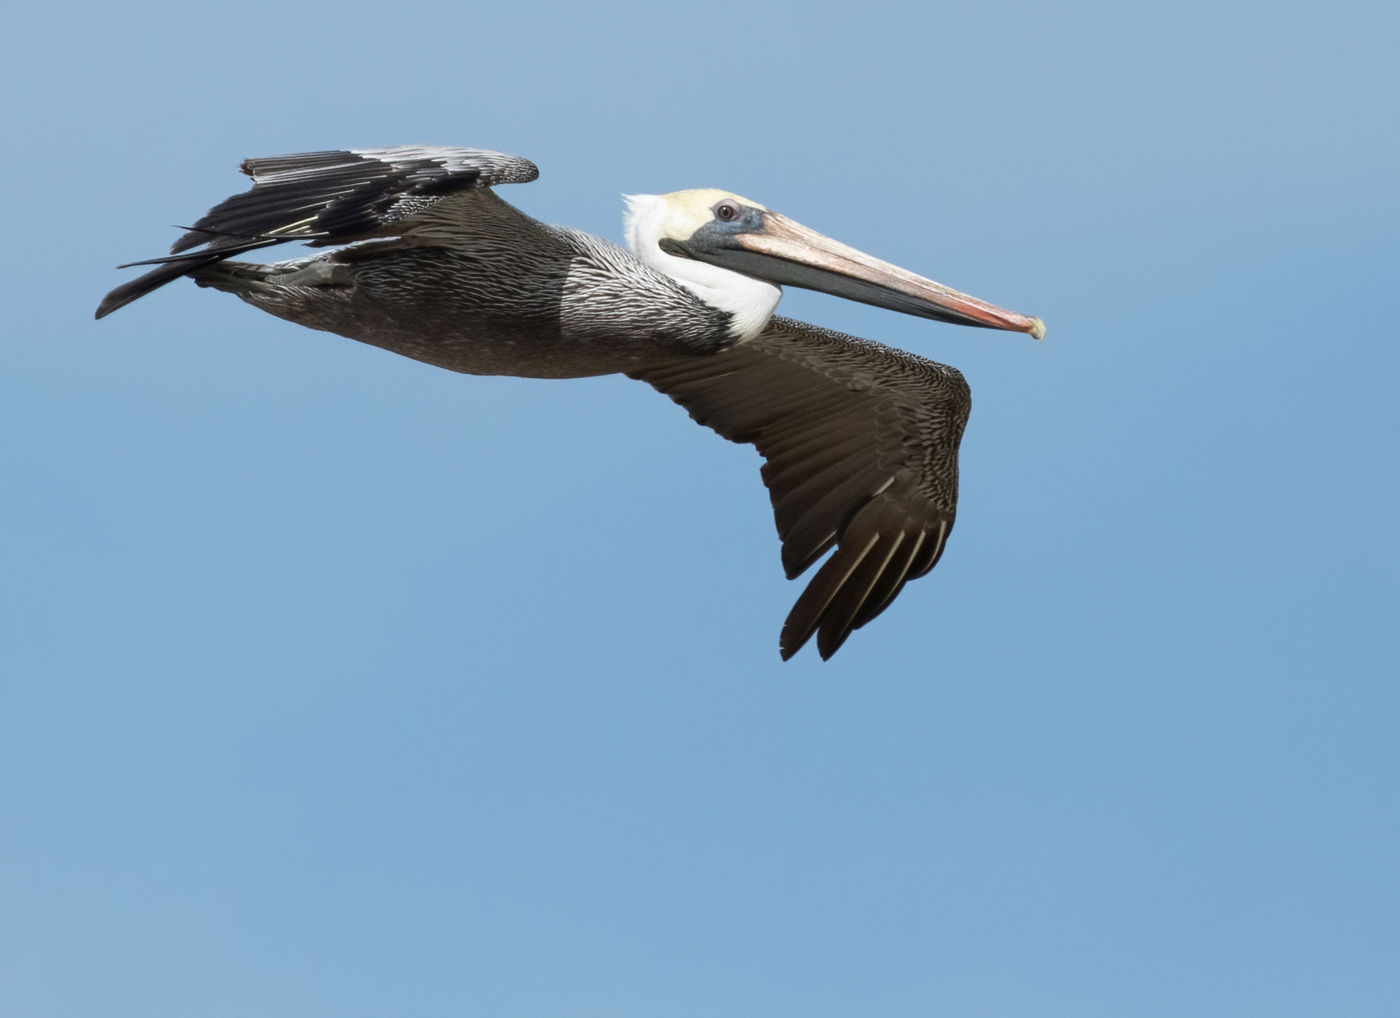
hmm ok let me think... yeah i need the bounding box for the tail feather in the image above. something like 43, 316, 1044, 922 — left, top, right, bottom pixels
96, 255, 214, 319
95, 231, 287, 318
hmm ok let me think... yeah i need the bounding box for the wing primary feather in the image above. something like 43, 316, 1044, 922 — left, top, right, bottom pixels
815, 527, 910, 660
779, 531, 882, 660
778, 473, 894, 578
852, 527, 927, 630
908, 519, 952, 579
779, 485, 875, 578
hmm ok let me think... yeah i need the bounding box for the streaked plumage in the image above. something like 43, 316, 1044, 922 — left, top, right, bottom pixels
97, 146, 1042, 659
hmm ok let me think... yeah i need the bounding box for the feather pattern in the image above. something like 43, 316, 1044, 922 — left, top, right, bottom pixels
96, 147, 539, 319
96, 148, 734, 376
96, 145, 1016, 659
630, 317, 972, 660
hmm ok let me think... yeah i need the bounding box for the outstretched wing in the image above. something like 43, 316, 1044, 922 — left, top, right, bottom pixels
630, 316, 972, 660
96, 146, 539, 318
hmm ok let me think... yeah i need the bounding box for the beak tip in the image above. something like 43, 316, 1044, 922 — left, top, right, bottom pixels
1027, 316, 1046, 342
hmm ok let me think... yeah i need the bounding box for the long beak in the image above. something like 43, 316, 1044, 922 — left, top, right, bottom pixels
703, 211, 1044, 341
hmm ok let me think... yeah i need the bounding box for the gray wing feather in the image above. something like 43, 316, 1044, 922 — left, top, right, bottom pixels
96, 146, 538, 318
630, 316, 972, 660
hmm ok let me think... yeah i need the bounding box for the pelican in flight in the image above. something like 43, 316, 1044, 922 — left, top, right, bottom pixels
97, 146, 1043, 660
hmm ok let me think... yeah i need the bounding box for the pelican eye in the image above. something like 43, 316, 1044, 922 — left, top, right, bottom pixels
714, 200, 741, 222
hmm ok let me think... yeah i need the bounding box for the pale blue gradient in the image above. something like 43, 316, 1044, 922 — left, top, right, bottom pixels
3, 1, 1398, 1015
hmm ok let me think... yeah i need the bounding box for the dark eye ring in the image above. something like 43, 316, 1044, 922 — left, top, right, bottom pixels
715, 201, 740, 222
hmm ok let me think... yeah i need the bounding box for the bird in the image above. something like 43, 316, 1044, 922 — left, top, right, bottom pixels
97, 146, 1044, 660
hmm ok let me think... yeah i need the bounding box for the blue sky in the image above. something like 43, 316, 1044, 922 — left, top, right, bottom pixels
3, 1, 1397, 1015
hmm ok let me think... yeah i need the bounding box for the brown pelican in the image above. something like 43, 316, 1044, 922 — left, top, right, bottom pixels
97, 146, 1043, 660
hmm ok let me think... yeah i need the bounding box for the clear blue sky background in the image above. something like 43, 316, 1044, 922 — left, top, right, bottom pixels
3, 1, 1397, 1015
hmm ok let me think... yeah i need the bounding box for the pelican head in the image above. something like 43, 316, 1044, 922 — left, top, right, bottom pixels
624, 189, 1045, 343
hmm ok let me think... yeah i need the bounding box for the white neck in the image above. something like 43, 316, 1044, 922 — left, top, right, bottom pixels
623, 194, 781, 342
